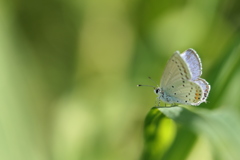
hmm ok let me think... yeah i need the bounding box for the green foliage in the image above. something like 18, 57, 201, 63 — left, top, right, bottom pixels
142, 38, 240, 159
142, 106, 240, 160
1, 0, 240, 159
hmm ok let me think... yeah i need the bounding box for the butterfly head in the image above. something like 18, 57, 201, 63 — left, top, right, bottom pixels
154, 87, 162, 95
138, 77, 161, 95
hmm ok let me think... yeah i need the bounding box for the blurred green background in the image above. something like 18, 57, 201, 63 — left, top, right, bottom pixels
1, 0, 240, 160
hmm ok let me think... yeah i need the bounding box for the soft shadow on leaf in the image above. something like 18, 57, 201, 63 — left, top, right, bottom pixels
143, 106, 240, 160
141, 107, 175, 160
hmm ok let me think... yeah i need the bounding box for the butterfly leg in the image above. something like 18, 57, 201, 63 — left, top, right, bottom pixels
155, 98, 157, 106
171, 103, 178, 107
155, 97, 160, 107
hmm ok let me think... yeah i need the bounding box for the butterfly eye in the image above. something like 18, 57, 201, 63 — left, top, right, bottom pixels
155, 89, 160, 94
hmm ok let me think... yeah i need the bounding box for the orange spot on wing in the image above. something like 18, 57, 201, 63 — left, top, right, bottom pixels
195, 92, 201, 100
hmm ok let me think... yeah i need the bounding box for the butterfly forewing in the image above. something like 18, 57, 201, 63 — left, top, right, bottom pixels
160, 51, 191, 88
160, 51, 191, 87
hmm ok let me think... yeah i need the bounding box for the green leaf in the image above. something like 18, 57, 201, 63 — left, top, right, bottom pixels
143, 106, 240, 160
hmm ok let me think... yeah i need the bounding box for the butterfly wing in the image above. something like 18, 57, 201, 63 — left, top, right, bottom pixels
195, 78, 211, 102
160, 49, 210, 106
181, 48, 202, 80
160, 51, 191, 87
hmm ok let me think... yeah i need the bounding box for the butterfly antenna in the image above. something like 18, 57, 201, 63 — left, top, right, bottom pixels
137, 84, 155, 88
148, 77, 158, 86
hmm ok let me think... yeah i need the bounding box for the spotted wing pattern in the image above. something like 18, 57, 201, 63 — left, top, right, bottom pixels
160, 49, 210, 106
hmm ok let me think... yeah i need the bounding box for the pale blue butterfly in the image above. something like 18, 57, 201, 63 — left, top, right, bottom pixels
138, 48, 210, 106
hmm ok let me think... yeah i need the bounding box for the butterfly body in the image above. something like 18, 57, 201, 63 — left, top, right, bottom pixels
154, 49, 210, 106
154, 88, 178, 104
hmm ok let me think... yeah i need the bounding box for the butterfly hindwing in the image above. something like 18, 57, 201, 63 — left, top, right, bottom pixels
195, 78, 210, 102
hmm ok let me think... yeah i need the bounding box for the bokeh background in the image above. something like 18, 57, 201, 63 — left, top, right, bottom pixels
1, 0, 240, 160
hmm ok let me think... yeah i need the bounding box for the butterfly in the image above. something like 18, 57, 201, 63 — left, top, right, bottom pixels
138, 48, 210, 106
